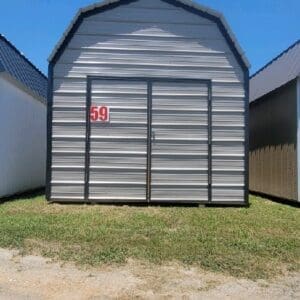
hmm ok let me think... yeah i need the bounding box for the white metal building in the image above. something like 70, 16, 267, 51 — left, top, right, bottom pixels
0, 34, 47, 198
47, 0, 250, 205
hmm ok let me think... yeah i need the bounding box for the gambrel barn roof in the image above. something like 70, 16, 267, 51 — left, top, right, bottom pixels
48, 0, 250, 70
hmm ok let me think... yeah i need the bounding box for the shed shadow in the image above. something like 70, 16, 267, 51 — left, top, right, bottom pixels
251, 191, 300, 208
48, 200, 249, 208
0, 188, 45, 204
48, 201, 202, 208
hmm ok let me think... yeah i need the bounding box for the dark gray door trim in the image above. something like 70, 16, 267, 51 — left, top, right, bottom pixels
85, 76, 212, 204
84, 78, 92, 203
207, 80, 213, 203
146, 81, 153, 203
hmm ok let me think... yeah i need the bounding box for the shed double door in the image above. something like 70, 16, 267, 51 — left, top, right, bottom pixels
86, 78, 210, 203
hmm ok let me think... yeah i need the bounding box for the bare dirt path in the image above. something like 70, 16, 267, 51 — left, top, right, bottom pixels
0, 248, 299, 300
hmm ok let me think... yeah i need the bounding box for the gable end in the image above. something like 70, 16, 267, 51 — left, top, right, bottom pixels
49, 0, 250, 71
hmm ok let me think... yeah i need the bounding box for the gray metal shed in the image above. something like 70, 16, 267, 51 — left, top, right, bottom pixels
46, 0, 249, 205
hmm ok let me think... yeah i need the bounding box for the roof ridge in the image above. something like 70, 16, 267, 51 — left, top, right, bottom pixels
0, 34, 47, 79
251, 39, 300, 79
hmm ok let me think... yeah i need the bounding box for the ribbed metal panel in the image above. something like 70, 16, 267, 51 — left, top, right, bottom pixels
250, 80, 298, 201
250, 41, 300, 102
54, 65, 242, 82
151, 82, 208, 202
51, 136, 86, 200
88, 80, 147, 202
212, 108, 245, 199
51, 184, 85, 201
50, 0, 246, 203
212, 186, 244, 202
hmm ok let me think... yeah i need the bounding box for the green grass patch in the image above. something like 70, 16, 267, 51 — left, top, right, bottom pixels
0, 195, 299, 279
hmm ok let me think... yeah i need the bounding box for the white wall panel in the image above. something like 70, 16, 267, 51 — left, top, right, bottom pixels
0, 77, 46, 197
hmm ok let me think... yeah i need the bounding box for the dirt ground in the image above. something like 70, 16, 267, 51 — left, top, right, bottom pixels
0, 248, 299, 300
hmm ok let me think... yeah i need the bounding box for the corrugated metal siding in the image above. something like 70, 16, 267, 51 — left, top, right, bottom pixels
250, 80, 298, 201
49, 0, 250, 68
50, 0, 246, 203
89, 80, 147, 201
151, 82, 208, 202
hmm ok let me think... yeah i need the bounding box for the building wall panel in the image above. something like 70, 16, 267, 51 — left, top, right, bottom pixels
88, 79, 148, 201
151, 81, 209, 202
0, 76, 46, 197
250, 80, 297, 201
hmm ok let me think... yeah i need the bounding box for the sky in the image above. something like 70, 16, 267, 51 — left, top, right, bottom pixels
0, 0, 299, 76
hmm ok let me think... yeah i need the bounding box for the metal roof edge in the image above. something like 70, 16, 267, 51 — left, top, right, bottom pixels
0, 34, 47, 80
0, 71, 47, 105
0, 60, 4, 72
249, 78, 297, 106
177, 0, 250, 68
48, 0, 250, 69
251, 39, 300, 79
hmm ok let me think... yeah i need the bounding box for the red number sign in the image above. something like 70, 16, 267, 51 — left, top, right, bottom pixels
90, 106, 110, 122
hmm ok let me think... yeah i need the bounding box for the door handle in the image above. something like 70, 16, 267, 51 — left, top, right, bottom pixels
151, 131, 156, 143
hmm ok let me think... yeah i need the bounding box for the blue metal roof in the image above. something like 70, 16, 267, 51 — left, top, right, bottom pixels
0, 34, 47, 100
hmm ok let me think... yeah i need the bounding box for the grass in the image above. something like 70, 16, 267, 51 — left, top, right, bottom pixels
0, 194, 299, 279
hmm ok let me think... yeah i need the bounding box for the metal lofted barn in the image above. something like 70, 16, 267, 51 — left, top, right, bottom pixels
47, 0, 250, 205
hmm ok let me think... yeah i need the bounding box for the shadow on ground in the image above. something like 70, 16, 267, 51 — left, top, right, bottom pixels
0, 188, 45, 204
251, 191, 300, 208
1, 189, 252, 208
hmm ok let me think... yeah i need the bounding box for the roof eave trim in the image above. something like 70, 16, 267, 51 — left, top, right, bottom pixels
250, 77, 298, 105
0, 34, 47, 80
251, 39, 300, 79
0, 71, 47, 105
48, 0, 250, 69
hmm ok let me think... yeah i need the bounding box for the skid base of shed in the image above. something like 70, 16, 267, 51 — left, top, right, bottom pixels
47, 198, 248, 207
